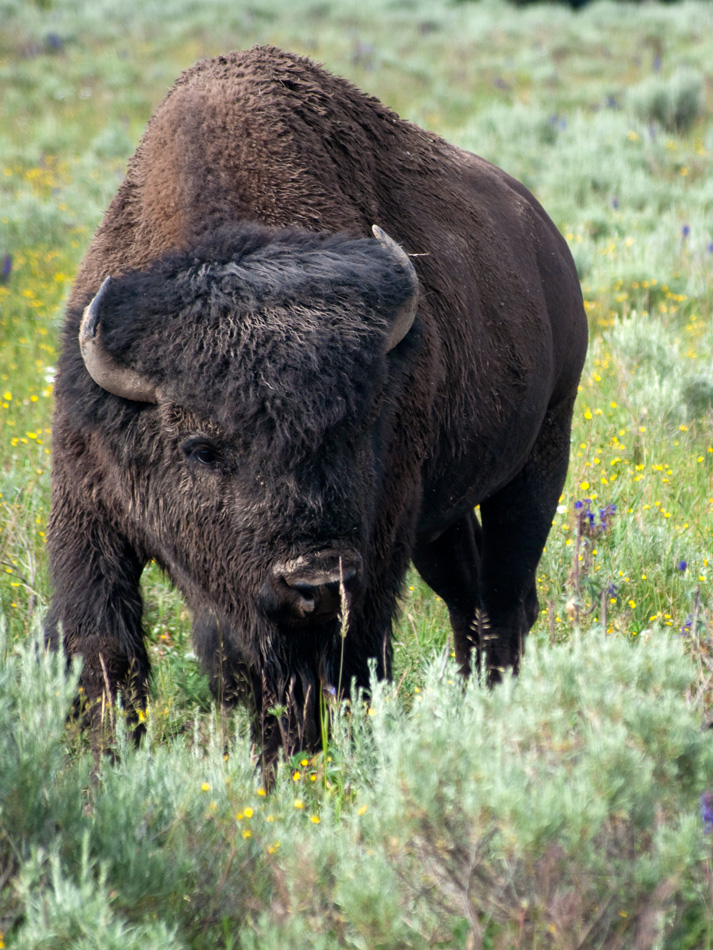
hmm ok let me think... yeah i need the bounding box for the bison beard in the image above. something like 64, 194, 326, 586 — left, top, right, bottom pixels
47, 46, 588, 771
193, 608, 346, 762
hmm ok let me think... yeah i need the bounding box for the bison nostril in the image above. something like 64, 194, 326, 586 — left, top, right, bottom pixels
284, 566, 357, 593
285, 578, 344, 607
261, 551, 363, 625
280, 563, 359, 621
289, 582, 316, 597
287, 582, 317, 612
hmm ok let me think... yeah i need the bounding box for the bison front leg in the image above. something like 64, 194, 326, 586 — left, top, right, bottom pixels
46, 489, 149, 745
478, 398, 575, 681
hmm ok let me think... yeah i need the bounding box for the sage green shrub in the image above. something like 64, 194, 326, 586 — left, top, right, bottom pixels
2, 625, 712, 948
627, 68, 704, 135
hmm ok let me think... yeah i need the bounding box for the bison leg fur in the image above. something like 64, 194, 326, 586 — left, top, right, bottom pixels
46, 491, 149, 745
413, 512, 483, 676
477, 396, 576, 681
192, 610, 257, 708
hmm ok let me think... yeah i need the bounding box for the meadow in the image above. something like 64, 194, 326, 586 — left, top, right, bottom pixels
2, 0, 713, 946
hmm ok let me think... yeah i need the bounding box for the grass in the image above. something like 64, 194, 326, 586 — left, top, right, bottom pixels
2, 0, 713, 945
2, 625, 712, 948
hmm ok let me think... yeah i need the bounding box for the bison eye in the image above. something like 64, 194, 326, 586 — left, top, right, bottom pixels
181, 438, 221, 468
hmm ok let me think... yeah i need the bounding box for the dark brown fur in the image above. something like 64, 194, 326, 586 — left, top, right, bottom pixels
48, 47, 587, 762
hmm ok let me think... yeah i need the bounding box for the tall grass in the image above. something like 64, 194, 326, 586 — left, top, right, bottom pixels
2, 627, 712, 948
2, 0, 713, 945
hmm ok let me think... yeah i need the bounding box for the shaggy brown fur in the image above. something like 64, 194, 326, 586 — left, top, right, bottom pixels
48, 46, 587, 764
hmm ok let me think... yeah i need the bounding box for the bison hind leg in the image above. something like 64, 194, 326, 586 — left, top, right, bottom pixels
413, 395, 570, 683
478, 395, 577, 681
413, 511, 483, 676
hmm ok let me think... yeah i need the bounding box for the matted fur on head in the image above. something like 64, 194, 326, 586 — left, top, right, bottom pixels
90, 222, 420, 457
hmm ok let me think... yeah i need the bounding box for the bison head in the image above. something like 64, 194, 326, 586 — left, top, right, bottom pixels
75, 222, 421, 757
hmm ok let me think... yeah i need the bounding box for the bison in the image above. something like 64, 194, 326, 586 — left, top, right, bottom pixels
47, 46, 587, 763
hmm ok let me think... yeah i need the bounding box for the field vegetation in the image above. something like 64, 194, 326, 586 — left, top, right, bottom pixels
1, 0, 713, 946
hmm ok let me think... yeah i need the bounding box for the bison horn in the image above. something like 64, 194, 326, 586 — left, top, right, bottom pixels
79, 277, 159, 403
371, 225, 419, 352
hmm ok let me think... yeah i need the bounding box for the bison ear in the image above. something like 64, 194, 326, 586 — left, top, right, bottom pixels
79, 276, 160, 403
372, 225, 419, 352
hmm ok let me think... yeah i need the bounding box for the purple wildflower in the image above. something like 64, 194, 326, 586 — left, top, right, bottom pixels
1, 253, 11, 284
599, 504, 617, 530
677, 560, 687, 572
574, 499, 616, 536
681, 614, 693, 636
611, 196, 619, 210
45, 33, 64, 52
682, 224, 691, 240
700, 791, 713, 834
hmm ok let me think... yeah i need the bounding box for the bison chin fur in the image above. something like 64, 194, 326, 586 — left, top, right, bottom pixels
192, 608, 350, 771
